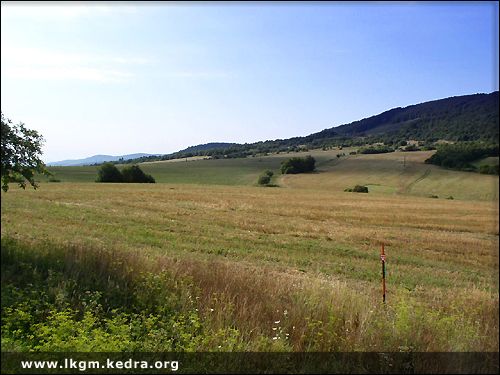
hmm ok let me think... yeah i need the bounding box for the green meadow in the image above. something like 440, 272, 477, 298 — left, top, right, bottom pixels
46, 150, 498, 201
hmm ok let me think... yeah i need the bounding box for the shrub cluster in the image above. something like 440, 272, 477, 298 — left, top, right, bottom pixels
425, 142, 499, 171
257, 170, 274, 185
344, 185, 368, 193
281, 156, 315, 174
122, 165, 156, 183
402, 144, 421, 152
358, 146, 394, 154
478, 164, 499, 175
96, 163, 155, 183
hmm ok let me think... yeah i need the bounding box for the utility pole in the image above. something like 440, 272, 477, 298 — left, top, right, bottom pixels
381, 244, 386, 303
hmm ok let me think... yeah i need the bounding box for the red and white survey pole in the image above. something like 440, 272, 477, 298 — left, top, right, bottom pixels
381, 244, 386, 303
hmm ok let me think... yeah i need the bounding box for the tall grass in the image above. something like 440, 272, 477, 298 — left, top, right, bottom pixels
2, 237, 497, 353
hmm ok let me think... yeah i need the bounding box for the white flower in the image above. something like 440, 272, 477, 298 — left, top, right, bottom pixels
274, 320, 280, 324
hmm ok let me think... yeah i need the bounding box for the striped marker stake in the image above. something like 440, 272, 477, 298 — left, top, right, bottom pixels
381, 244, 386, 303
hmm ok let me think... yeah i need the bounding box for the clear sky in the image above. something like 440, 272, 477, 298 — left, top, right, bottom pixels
1, 1, 498, 163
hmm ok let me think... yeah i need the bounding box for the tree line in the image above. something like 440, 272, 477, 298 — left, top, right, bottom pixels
425, 141, 499, 174
96, 163, 155, 183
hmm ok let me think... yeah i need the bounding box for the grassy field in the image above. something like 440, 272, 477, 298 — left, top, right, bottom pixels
2, 170, 499, 355
46, 150, 338, 186
44, 150, 499, 201
1, 149, 498, 364
281, 150, 499, 201
45, 152, 300, 185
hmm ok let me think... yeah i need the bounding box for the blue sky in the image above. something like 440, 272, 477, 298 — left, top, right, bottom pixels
1, 2, 498, 162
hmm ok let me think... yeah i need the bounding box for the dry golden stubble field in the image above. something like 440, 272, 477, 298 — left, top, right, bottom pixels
1, 172, 498, 351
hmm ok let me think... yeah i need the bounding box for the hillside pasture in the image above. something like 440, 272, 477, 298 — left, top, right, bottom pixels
44, 149, 498, 201
44, 149, 343, 186
281, 151, 499, 201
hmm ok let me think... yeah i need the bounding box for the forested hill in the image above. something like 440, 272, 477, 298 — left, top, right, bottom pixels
328, 91, 499, 142
112, 91, 499, 164
177, 142, 239, 153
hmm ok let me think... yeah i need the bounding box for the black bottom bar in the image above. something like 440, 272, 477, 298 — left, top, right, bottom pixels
1, 352, 498, 374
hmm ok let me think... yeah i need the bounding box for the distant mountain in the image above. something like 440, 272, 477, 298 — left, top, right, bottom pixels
47, 153, 160, 166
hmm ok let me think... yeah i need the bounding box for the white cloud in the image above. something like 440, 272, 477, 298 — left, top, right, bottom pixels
1, 44, 148, 83
166, 71, 232, 79
1, 3, 135, 20
5, 66, 133, 83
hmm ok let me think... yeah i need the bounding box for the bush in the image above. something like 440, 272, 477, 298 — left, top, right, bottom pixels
425, 142, 499, 171
420, 144, 436, 151
257, 174, 271, 185
264, 170, 274, 177
121, 165, 155, 183
281, 156, 315, 174
345, 185, 368, 193
352, 185, 369, 193
96, 163, 123, 183
479, 164, 499, 175
358, 146, 394, 154
403, 144, 420, 152
96, 163, 155, 183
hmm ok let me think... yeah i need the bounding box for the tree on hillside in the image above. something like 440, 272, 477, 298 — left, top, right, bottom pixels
1, 113, 49, 192
281, 155, 316, 174
96, 163, 156, 183
96, 163, 123, 183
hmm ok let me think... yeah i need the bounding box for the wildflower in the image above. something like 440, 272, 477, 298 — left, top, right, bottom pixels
210, 308, 214, 312
274, 320, 280, 324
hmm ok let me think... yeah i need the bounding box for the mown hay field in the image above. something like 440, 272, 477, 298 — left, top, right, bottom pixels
1, 167, 498, 353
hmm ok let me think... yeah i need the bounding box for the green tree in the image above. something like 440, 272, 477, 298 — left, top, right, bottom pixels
281, 155, 316, 174
264, 170, 274, 177
258, 174, 271, 185
1, 113, 49, 192
121, 165, 155, 183
96, 163, 123, 183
